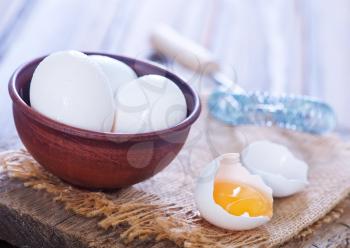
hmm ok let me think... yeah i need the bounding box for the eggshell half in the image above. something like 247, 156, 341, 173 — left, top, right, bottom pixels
241, 140, 309, 197
194, 153, 273, 231
114, 74, 187, 133
30, 50, 115, 132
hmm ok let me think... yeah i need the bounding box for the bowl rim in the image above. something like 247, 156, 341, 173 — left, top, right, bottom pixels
9, 52, 201, 141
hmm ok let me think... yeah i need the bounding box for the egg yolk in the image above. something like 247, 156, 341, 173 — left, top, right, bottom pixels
213, 181, 272, 217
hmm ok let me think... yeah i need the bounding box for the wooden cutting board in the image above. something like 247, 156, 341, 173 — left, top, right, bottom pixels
0, 163, 349, 247
0, 173, 174, 248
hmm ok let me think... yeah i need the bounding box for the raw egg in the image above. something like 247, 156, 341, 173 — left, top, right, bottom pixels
241, 140, 309, 197
114, 74, 187, 133
195, 153, 273, 230
30, 50, 115, 132
89, 55, 137, 98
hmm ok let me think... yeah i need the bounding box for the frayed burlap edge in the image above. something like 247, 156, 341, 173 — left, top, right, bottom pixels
295, 201, 345, 240
1, 149, 348, 247
0, 150, 267, 248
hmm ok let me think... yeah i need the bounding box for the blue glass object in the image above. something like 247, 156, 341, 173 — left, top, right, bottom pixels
208, 87, 336, 134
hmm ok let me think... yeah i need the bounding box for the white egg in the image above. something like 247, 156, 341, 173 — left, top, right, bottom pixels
114, 74, 187, 133
89, 55, 137, 98
30, 50, 115, 132
241, 140, 309, 197
195, 153, 273, 231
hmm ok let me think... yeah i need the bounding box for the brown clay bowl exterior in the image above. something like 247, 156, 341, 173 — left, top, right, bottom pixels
9, 52, 201, 189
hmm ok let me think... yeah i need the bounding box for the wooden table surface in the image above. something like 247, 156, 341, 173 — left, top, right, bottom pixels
0, 0, 349, 247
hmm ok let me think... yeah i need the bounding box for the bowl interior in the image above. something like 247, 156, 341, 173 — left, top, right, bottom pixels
14, 52, 199, 133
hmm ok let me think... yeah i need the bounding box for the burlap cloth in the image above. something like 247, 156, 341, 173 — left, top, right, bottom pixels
1, 103, 350, 247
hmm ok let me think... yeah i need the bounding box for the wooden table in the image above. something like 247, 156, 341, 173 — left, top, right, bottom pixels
0, 0, 349, 247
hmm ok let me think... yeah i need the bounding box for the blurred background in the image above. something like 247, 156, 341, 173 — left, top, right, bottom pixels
1, 0, 350, 150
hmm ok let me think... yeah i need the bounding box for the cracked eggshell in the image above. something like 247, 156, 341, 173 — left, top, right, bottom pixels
114, 74, 187, 133
89, 55, 137, 97
241, 140, 309, 197
194, 153, 273, 231
30, 50, 115, 132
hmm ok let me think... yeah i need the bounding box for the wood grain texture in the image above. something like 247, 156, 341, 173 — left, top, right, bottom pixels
1, 0, 350, 147
10, 53, 200, 189
283, 197, 350, 248
0, 175, 175, 248
0, 156, 349, 248
0, 0, 349, 246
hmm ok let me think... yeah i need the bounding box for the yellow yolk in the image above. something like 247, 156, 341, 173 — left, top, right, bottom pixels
213, 181, 272, 217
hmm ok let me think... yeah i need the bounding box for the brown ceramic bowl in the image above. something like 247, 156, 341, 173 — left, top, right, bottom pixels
9, 52, 201, 189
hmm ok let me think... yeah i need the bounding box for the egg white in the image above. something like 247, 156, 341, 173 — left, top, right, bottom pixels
194, 153, 272, 231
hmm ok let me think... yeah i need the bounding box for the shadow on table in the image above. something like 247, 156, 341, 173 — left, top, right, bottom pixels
0, 240, 15, 247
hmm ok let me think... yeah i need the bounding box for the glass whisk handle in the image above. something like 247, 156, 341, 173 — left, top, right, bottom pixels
208, 88, 336, 134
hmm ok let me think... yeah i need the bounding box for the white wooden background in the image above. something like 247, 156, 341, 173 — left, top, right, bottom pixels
0, 1, 350, 247
1, 0, 350, 150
